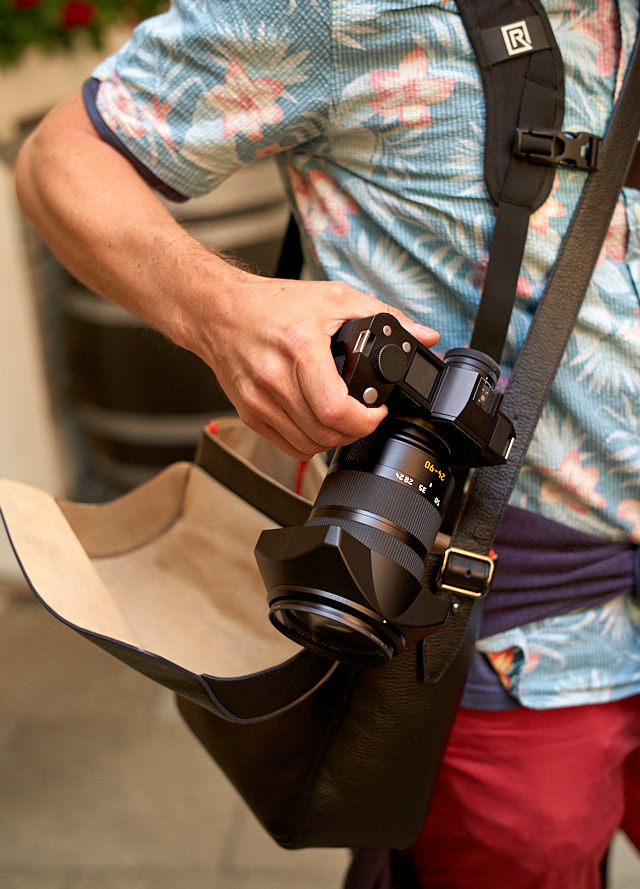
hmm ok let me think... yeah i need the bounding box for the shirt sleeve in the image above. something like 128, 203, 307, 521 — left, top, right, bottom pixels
83, 78, 188, 202
84, 0, 333, 199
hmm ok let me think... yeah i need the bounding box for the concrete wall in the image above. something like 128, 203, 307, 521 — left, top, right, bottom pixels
0, 163, 68, 578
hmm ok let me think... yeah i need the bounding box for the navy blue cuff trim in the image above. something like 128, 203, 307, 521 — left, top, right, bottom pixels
82, 78, 189, 203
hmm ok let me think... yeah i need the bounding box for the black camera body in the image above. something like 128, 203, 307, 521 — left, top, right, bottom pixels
255, 314, 515, 666
331, 313, 514, 468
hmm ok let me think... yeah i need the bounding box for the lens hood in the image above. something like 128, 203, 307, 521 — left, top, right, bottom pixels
255, 523, 451, 665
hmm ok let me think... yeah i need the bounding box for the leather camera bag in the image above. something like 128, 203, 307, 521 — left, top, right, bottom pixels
0, 416, 473, 849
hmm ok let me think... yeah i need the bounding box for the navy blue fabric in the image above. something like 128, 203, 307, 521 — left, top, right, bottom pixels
461, 651, 521, 710
82, 78, 189, 203
480, 505, 637, 638
460, 505, 638, 710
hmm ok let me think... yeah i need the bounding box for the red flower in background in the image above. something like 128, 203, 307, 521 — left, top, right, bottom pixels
59, 0, 97, 28
2, 0, 167, 67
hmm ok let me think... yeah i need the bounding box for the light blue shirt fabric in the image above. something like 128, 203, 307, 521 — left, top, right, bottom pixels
90, 0, 640, 708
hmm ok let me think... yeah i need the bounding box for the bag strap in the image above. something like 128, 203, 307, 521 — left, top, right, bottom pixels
195, 421, 312, 527
628, 142, 640, 189
421, 31, 640, 683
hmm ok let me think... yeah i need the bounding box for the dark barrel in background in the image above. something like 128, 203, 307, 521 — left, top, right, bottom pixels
64, 289, 233, 494
63, 158, 289, 497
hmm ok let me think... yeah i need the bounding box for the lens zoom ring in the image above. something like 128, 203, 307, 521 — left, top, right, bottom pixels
313, 469, 439, 548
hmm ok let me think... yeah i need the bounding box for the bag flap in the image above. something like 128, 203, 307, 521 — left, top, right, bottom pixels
1, 461, 304, 675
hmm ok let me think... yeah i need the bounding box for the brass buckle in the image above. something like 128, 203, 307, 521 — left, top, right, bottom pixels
437, 547, 495, 599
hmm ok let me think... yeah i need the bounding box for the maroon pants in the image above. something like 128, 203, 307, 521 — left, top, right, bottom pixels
409, 696, 640, 888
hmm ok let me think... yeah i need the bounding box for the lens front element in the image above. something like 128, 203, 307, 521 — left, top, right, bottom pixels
270, 599, 400, 665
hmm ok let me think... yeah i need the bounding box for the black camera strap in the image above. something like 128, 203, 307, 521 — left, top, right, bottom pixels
276, 0, 567, 289
454, 0, 600, 362
278, 0, 622, 363
422, 28, 640, 684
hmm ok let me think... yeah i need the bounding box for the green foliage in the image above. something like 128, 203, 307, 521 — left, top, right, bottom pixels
1, 0, 167, 68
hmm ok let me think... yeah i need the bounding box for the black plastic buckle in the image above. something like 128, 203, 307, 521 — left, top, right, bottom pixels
514, 128, 601, 172
437, 547, 495, 599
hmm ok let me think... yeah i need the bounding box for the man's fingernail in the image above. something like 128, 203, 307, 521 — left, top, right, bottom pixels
414, 323, 438, 337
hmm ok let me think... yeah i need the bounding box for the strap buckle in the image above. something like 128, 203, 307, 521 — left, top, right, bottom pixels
437, 547, 495, 599
514, 128, 601, 172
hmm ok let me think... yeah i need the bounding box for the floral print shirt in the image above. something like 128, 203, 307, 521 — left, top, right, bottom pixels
88, 0, 640, 708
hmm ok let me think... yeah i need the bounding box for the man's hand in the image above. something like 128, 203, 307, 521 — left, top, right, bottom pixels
185, 270, 439, 458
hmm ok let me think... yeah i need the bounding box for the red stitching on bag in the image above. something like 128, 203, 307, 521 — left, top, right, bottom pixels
295, 461, 309, 495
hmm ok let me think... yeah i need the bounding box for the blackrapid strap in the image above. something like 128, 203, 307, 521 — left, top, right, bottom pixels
276, 0, 566, 290
422, 30, 640, 684
454, 0, 592, 361
454, 0, 565, 210
276, 2, 635, 316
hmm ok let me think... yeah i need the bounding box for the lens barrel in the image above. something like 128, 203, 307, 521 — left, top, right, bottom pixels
262, 418, 455, 664
308, 419, 452, 582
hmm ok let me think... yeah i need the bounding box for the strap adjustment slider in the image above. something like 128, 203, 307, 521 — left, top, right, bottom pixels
437, 547, 495, 599
514, 128, 601, 172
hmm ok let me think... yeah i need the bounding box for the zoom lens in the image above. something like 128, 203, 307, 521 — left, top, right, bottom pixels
264, 418, 455, 663
308, 419, 453, 581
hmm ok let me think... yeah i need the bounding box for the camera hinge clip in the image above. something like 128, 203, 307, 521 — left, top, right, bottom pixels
437, 547, 495, 599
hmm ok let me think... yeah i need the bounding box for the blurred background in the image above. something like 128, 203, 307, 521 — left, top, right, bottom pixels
0, 10, 350, 887
0, 6, 638, 887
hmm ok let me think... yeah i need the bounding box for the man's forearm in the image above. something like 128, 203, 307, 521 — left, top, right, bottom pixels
15, 89, 438, 459
14, 89, 244, 357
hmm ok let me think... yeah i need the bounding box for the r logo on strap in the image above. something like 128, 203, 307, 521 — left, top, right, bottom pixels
501, 20, 534, 56
482, 14, 551, 66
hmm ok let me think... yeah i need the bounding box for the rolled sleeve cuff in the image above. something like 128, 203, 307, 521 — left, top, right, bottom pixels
82, 78, 188, 203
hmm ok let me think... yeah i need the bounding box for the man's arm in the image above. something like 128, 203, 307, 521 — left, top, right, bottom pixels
15, 89, 439, 458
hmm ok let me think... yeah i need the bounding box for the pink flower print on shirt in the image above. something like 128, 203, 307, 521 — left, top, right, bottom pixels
618, 500, 640, 543
205, 60, 285, 142
486, 648, 517, 690
98, 74, 145, 139
141, 97, 176, 149
515, 274, 534, 300
255, 142, 296, 159
623, 310, 640, 344
598, 200, 628, 265
291, 167, 358, 238
573, 0, 620, 77
540, 450, 607, 514
369, 48, 455, 129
